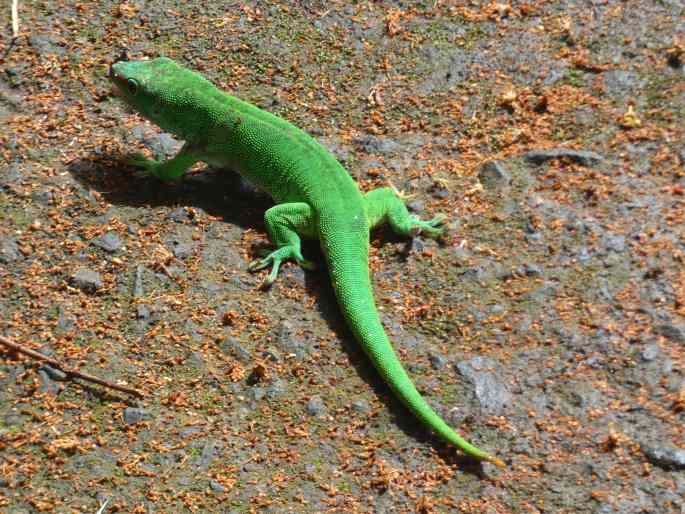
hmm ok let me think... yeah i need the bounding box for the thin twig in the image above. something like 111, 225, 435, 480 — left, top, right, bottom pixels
0, 335, 143, 398
95, 497, 110, 514
11, 0, 19, 39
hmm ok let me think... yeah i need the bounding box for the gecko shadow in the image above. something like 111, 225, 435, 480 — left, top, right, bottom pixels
68, 155, 272, 230
70, 155, 487, 473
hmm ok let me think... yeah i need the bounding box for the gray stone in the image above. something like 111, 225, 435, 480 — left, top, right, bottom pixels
123, 407, 148, 425
641, 344, 660, 362
167, 207, 191, 223
31, 190, 53, 204
455, 356, 511, 415
407, 200, 424, 213
523, 263, 543, 276
209, 479, 226, 493
360, 158, 383, 179
604, 234, 626, 253
478, 160, 511, 190
0, 164, 22, 190
196, 439, 216, 469
460, 265, 489, 282
428, 353, 448, 370
654, 323, 685, 343
250, 387, 266, 401
184, 320, 201, 342
568, 382, 602, 408
281, 263, 306, 288
521, 283, 556, 303
641, 443, 685, 470
54, 306, 75, 334
180, 427, 202, 438
92, 231, 123, 253
186, 351, 205, 369
353, 135, 399, 155
351, 399, 369, 413
577, 247, 592, 264
37, 369, 59, 395
3, 412, 25, 427
167, 239, 193, 259
40, 364, 67, 381
602, 70, 645, 102
199, 281, 222, 295
266, 378, 288, 399
149, 132, 182, 157
71, 268, 103, 293
218, 337, 251, 362
274, 321, 308, 359
490, 304, 506, 315
263, 347, 281, 362
451, 246, 471, 266
136, 304, 151, 320
430, 186, 449, 199
523, 148, 604, 167
410, 238, 425, 253
306, 396, 326, 416
133, 265, 144, 298
28, 34, 65, 56
0, 237, 21, 263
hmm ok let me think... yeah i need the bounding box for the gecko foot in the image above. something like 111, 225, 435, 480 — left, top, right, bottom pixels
248, 246, 315, 286
408, 213, 447, 238
126, 152, 162, 179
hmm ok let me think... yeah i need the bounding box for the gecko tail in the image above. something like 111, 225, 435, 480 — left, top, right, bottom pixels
320, 228, 504, 467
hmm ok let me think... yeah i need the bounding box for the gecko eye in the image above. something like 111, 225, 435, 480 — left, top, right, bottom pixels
127, 78, 139, 95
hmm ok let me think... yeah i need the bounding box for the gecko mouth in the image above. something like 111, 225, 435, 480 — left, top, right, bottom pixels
109, 64, 123, 97
109, 52, 130, 97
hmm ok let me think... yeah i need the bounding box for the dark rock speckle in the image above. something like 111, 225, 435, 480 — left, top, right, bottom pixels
524, 148, 604, 167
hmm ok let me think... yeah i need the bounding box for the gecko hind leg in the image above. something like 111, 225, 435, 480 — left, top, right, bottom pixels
365, 187, 446, 238
248, 202, 317, 286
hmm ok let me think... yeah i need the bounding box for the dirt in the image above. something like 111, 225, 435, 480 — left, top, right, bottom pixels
1, 1, 684, 512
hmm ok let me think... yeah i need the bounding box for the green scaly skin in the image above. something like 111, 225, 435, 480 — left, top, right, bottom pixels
109, 57, 504, 468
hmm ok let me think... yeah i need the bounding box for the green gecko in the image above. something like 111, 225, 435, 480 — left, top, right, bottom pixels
109, 57, 504, 467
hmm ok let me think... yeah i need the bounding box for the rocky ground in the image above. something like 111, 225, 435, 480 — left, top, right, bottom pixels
1, 1, 684, 512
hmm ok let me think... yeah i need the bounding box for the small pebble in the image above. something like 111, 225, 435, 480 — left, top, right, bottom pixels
306, 396, 326, 416
123, 407, 147, 425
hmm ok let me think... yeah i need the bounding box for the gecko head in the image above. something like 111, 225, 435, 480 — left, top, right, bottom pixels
109, 56, 208, 137
109, 56, 175, 112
